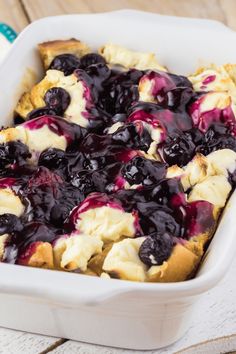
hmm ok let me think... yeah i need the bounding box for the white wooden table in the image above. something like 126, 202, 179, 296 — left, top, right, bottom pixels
0, 1, 236, 353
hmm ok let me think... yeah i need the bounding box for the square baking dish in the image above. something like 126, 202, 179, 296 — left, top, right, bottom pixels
0, 10, 236, 350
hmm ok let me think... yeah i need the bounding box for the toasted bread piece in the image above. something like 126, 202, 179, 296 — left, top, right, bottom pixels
53, 233, 103, 272
38, 39, 91, 69
147, 243, 200, 282
88, 243, 113, 276
15, 69, 91, 127
15, 92, 35, 119
188, 63, 236, 111
0, 188, 25, 217
99, 43, 166, 71
102, 237, 148, 282
0, 234, 9, 261
18, 242, 54, 269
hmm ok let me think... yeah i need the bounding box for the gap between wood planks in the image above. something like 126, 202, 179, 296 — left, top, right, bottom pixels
39, 339, 68, 354
19, 0, 31, 23
18, 0, 235, 30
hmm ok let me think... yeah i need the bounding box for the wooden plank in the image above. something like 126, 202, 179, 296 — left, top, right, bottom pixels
219, 0, 236, 30
0, 0, 28, 32
0, 327, 63, 354
22, 0, 227, 26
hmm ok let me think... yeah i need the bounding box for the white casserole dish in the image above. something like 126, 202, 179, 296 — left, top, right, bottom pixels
0, 10, 236, 350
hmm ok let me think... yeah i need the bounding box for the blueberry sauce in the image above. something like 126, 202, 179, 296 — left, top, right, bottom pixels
189, 94, 236, 135
44, 87, 71, 115
23, 115, 87, 144
139, 233, 174, 266
1, 52, 236, 268
202, 75, 216, 85
128, 102, 193, 143
80, 53, 106, 69
68, 192, 124, 228
49, 54, 81, 76
27, 107, 58, 121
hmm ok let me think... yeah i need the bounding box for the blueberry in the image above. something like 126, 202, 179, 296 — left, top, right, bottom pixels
114, 85, 139, 114
121, 156, 166, 186
0, 214, 23, 235
196, 125, 236, 155
168, 73, 193, 88
137, 204, 182, 236
27, 107, 58, 120
111, 123, 152, 152
101, 69, 143, 115
147, 208, 181, 236
111, 113, 127, 124
151, 178, 184, 206
70, 170, 95, 195
49, 54, 81, 76
164, 87, 195, 110
138, 233, 174, 266
0, 141, 31, 168
163, 131, 196, 166
85, 63, 111, 90
38, 148, 67, 170
44, 87, 71, 114
20, 222, 56, 249
80, 53, 106, 69
14, 115, 25, 125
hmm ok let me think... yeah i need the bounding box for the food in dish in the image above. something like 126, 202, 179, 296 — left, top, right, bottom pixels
0, 39, 236, 282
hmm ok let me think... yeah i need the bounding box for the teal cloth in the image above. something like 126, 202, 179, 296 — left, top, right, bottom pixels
0, 23, 17, 43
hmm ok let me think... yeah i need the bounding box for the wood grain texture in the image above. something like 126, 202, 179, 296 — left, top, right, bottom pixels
22, 0, 229, 27
0, 327, 61, 354
0, 0, 28, 32
219, 0, 236, 30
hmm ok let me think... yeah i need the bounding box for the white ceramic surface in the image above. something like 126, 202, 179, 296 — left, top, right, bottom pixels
0, 10, 236, 350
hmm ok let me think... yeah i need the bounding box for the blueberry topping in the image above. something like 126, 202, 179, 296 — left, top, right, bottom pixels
38, 148, 67, 170
0, 214, 23, 235
101, 69, 143, 115
70, 170, 95, 194
27, 107, 58, 120
0, 141, 31, 169
111, 123, 152, 152
44, 87, 71, 114
163, 131, 196, 166
111, 113, 127, 124
49, 54, 81, 76
85, 63, 111, 92
121, 156, 166, 186
164, 87, 195, 110
14, 115, 25, 125
5, 50, 236, 273
80, 53, 106, 69
139, 233, 174, 266
196, 125, 236, 155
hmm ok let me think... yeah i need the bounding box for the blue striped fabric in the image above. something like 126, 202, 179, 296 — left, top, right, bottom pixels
0, 23, 17, 43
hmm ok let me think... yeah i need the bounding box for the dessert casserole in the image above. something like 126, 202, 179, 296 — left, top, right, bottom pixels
0, 38, 236, 283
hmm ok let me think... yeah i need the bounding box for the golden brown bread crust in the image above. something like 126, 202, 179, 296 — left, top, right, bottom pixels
15, 74, 52, 119
18, 242, 54, 269
15, 92, 34, 119
38, 39, 91, 69
99, 43, 166, 71
0, 234, 9, 261
88, 243, 113, 276
147, 244, 200, 283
